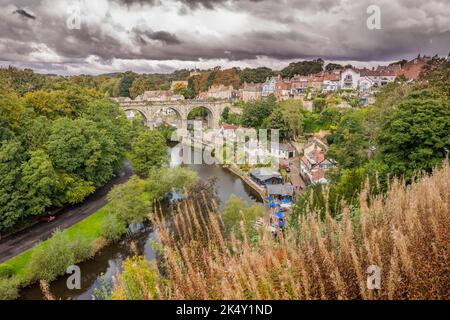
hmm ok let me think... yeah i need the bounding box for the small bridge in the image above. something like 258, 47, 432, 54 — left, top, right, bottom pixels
114, 98, 235, 130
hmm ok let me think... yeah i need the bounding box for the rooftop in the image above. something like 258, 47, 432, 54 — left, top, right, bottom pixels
266, 184, 294, 196
250, 167, 282, 181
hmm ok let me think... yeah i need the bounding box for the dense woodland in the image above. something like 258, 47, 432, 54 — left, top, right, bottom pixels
0, 73, 131, 233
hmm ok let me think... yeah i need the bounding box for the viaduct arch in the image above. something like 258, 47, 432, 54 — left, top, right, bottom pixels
116, 99, 232, 130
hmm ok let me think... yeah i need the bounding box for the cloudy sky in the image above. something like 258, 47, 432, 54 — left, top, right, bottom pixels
0, 0, 449, 75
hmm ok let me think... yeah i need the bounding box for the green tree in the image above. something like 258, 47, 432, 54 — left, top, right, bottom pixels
146, 167, 198, 201
129, 76, 153, 99
0, 81, 24, 130
378, 89, 450, 179
82, 99, 129, 165
48, 118, 118, 187
106, 176, 150, 224
129, 130, 169, 176
221, 106, 230, 123
239, 67, 273, 84
241, 97, 275, 128
267, 107, 289, 139
0, 140, 26, 231
319, 106, 342, 130
58, 173, 95, 205
280, 99, 304, 138
328, 110, 368, 169
19, 149, 61, 217
24, 90, 72, 118
280, 59, 324, 78
17, 113, 51, 151
221, 195, 265, 240
265, 99, 304, 139
313, 97, 326, 113
155, 123, 176, 142
325, 63, 344, 71
119, 72, 137, 97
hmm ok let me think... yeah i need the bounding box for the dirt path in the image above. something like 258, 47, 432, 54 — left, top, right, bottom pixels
0, 161, 133, 264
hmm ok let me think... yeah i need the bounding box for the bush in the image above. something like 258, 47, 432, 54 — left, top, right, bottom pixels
102, 214, 127, 242
146, 167, 198, 201
221, 195, 265, 239
0, 277, 20, 300
72, 237, 95, 262
106, 176, 150, 224
28, 230, 76, 282
0, 264, 14, 279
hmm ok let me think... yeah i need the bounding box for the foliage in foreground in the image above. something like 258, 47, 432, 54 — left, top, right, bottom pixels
112, 163, 449, 300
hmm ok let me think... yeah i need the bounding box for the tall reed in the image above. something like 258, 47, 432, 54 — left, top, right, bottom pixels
112, 162, 449, 300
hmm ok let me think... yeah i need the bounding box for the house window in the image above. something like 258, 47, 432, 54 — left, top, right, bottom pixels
344, 75, 353, 86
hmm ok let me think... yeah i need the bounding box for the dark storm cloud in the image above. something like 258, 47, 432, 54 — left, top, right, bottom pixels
13, 8, 36, 20
117, 0, 234, 10
179, 0, 235, 9
0, 0, 449, 74
133, 27, 182, 45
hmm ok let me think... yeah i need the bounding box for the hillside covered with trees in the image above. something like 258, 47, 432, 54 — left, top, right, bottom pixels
0, 69, 131, 234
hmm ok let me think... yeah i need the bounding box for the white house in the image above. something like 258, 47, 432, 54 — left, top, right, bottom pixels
218, 123, 240, 141
270, 143, 296, 159
340, 68, 360, 90
262, 76, 277, 97
358, 68, 397, 92
322, 72, 341, 93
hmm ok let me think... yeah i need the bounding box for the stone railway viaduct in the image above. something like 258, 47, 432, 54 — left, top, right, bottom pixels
114, 99, 239, 130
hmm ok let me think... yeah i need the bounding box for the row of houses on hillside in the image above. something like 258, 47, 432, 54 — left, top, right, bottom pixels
200, 57, 428, 102
118, 57, 428, 103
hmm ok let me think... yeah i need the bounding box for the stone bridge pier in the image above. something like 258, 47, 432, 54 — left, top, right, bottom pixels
115, 99, 232, 131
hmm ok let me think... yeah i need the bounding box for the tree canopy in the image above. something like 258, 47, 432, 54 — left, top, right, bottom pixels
378, 89, 450, 179
129, 130, 169, 177
280, 59, 324, 78
0, 68, 130, 233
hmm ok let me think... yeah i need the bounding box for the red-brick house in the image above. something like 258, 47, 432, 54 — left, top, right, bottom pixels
275, 77, 292, 100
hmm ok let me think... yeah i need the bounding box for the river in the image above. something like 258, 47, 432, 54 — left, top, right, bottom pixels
19, 145, 262, 300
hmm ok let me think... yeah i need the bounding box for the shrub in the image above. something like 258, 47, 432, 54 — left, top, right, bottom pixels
72, 237, 95, 262
111, 256, 162, 300
102, 214, 127, 242
0, 277, 20, 300
0, 264, 14, 279
146, 167, 198, 201
106, 176, 150, 224
27, 230, 75, 282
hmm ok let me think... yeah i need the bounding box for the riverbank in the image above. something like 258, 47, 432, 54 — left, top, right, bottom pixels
0, 201, 113, 299
0, 184, 154, 300
0, 162, 133, 263
223, 164, 266, 200
4, 146, 262, 300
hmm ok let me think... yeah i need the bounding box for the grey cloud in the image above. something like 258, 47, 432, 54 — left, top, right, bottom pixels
133, 28, 182, 45
0, 0, 448, 74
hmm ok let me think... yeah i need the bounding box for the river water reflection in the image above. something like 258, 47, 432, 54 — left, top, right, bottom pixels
19, 145, 261, 300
